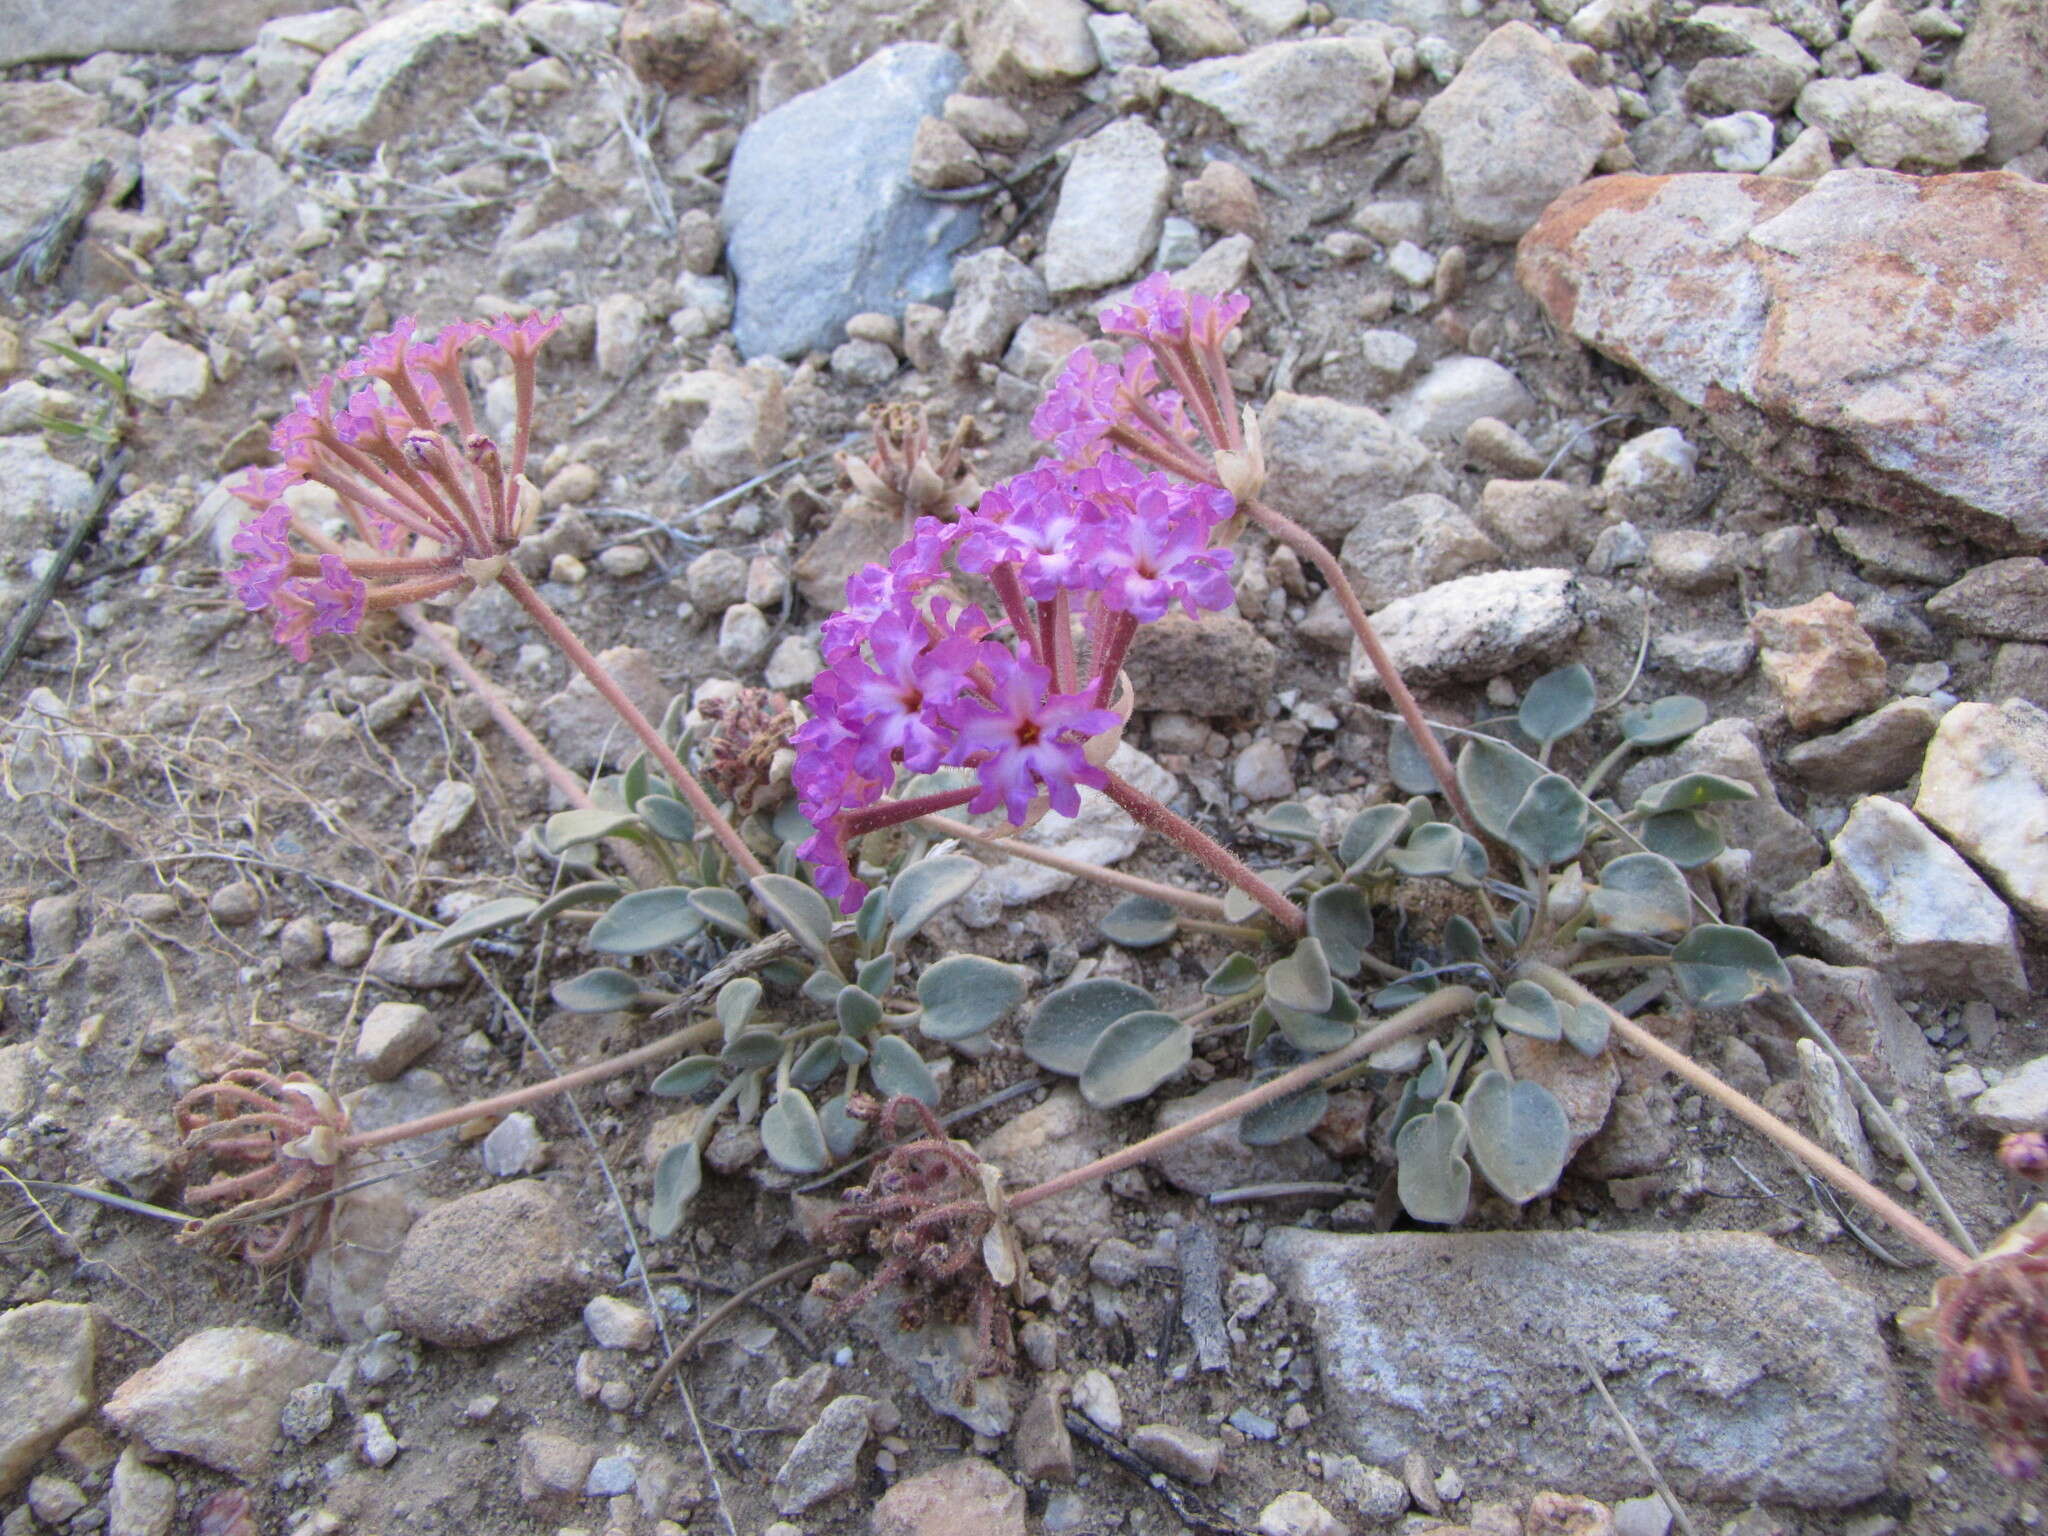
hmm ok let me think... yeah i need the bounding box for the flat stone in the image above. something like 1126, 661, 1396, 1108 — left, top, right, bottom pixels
968, 0, 1099, 90
1258, 391, 1449, 544
480, 1111, 545, 1176
1233, 738, 1295, 801
1750, 593, 1888, 732
102, 1328, 334, 1479
0, 123, 137, 268
724, 44, 977, 357
1419, 22, 1617, 240
1678, 6, 1819, 114
977, 742, 1183, 906
583, 1295, 656, 1352
1258, 1491, 1349, 1536
1130, 1423, 1224, 1484
0, 1303, 99, 1498
1783, 697, 1944, 793
1774, 794, 2028, 1008
1014, 1379, 1075, 1482
1265, 1228, 1897, 1506
1149, 1079, 1341, 1195
871, 1456, 1028, 1536
1946, 0, 2048, 163
107, 1446, 176, 1536
1339, 493, 1499, 608
771, 1393, 873, 1516
1164, 37, 1392, 161
1970, 1055, 2048, 1134
1351, 569, 1584, 694
659, 362, 788, 491
1794, 75, 1987, 169
1913, 698, 2048, 922
1797, 1037, 1875, 1177
1928, 558, 2048, 639
1479, 478, 1581, 554
273, 1, 527, 159
938, 247, 1046, 371
540, 644, 671, 772
1390, 357, 1533, 444
852, 1294, 1014, 1436
406, 779, 476, 851
1517, 170, 2048, 552
1043, 118, 1172, 294
125, 334, 209, 408
364, 932, 465, 989
1145, 0, 1246, 60
381, 1180, 596, 1346
976, 1088, 1115, 1250
354, 1001, 437, 1082
1778, 957, 1939, 1094
0, 0, 329, 64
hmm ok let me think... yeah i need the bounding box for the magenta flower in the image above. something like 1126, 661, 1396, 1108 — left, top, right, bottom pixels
226, 503, 294, 612
955, 463, 1104, 600
1100, 271, 1250, 350
1032, 347, 1189, 469
1082, 458, 1237, 622
838, 605, 984, 777
943, 654, 1118, 824
269, 556, 367, 661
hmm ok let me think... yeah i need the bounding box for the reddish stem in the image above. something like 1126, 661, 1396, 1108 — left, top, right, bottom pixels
842, 786, 979, 838
1098, 770, 1306, 935
1089, 609, 1138, 709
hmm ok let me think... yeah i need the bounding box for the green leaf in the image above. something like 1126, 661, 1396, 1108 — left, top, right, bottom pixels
543, 807, 643, 854
688, 886, 759, 940
719, 1029, 785, 1069
1443, 914, 1484, 964
622, 754, 651, 810
637, 794, 696, 844
1396, 1101, 1471, 1225
529, 880, 625, 923
1519, 664, 1597, 747
1619, 694, 1709, 748
1223, 866, 1308, 924
868, 1035, 940, 1107
552, 967, 642, 1013
885, 855, 982, 946
1638, 808, 1725, 868
856, 953, 896, 997
1078, 1011, 1192, 1109
916, 954, 1028, 1040
717, 977, 763, 1032
1023, 977, 1155, 1074
801, 967, 845, 1007
750, 873, 835, 952
1202, 953, 1261, 997
1493, 978, 1563, 1041
1387, 718, 1441, 795
762, 958, 811, 990
1385, 821, 1465, 879
1267, 982, 1359, 1053
649, 1141, 702, 1239
1265, 936, 1334, 1015
836, 984, 883, 1039
837, 1036, 869, 1066
589, 888, 707, 955
1671, 924, 1790, 1008
433, 896, 539, 949
760, 1088, 830, 1173
855, 887, 890, 951
1463, 1070, 1568, 1203
1586, 852, 1692, 938
1249, 802, 1321, 844
1504, 773, 1590, 866
771, 797, 813, 849
1631, 772, 1758, 817
41, 337, 129, 396
1239, 1082, 1329, 1146
649, 1055, 723, 1098
1098, 895, 1181, 950
1339, 803, 1410, 874
1563, 1001, 1610, 1057
1457, 736, 1543, 842
791, 1036, 842, 1089
819, 1092, 867, 1160
1306, 885, 1374, 979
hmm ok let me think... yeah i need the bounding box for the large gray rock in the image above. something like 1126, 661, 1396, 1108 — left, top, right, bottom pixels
1774, 795, 2029, 1008
1258, 391, 1449, 545
1042, 118, 1172, 295
1946, 0, 2048, 163
1928, 558, 2048, 639
0, 0, 329, 64
1794, 75, 1988, 169
1163, 37, 1393, 161
1349, 569, 1584, 693
1418, 22, 1617, 240
102, 1327, 334, 1479
1265, 1228, 1897, 1507
0, 1302, 98, 1498
1517, 170, 2048, 551
723, 44, 978, 357
272, 1, 528, 159
1913, 698, 2048, 923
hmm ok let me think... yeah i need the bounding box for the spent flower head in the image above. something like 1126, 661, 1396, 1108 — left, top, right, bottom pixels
222, 311, 562, 659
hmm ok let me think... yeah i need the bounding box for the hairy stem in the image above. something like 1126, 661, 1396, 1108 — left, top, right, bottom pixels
917, 813, 1230, 919
1100, 771, 1307, 936
1525, 963, 1971, 1275
1245, 498, 1474, 833
1009, 986, 1475, 1211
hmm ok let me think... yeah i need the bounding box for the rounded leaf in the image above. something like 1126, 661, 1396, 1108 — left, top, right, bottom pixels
791, 1035, 842, 1089
1586, 852, 1692, 938
1518, 664, 1596, 746
917, 954, 1028, 1040
529, 879, 624, 924
1463, 1070, 1568, 1204
856, 952, 896, 997
433, 896, 539, 950
1023, 977, 1155, 1075
1457, 736, 1543, 841
1239, 1082, 1330, 1147
552, 967, 642, 1013
1098, 895, 1181, 950
589, 888, 706, 955
760, 1088, 830, 1174
868, 1034, 940, 1107
1638, 808, 1725, 868
688, 886, 759, 940
716, 976, 763, 1031
1387, 719, 1441, 795
751, 873, 836, 954
649, 1141, 702, 1239
1671, 924, 1790, 1007
1619, 694, 1708, 747
637, 794, 696, 844
836, 984, 883, 1039
886, 855, 982, 946
1202, 953, 1261, 997
719, 1029, 786, 1069
1265, 937, 1334, 1015
1339, 803, 1410, 874
854, 886, 890, 951
819, 1091, 867, 1160
1563, 1000, 1610, 1057
1079, 1011, 1193, 1108
1493, 979, 1563, 1041
649, 1055, 722, 1098
1504, 773, 1590, 867
1249, 802, 1321, 844
543, 807, 642, 854
1223, 866, 1309, 924
1267, 983, 1359, 1054
1631, 772, 1759, 817
1396, 1101, 1471, 1225
1307, 885, 1375, 979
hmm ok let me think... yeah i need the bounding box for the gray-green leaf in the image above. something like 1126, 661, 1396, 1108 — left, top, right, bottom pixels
1563, 1000, 1610, 1057
688, 886, 759, 940
868, 1034, 939, 1107
1638, 808, 1725, 868
1519, 664, 1596, 747
1395, 1100, 1471, 1225
1504, 773, 1589, 866
1098, 895, 1181, 950
1265, 936, 1334, 1015
885, 855, 982, 947
836, 984, 883, 1039
588, 888, 706, 955
719, 1030, 785, 1069
916, 954, 1028, 1040
760, 1088, 830, 1173
1631, 771, 1758, 817
649, 1141, 702, 1238
1239, 1082, 1329, 1146
649, 1055, 722, 1098
637, 794, 696, 844
1457, 736, 1543, 842
552, 967, 642, 1013
1202, 953, 1261, 997
1619, 695, 1708, 747
1307, 885, 1374, 979
433, 896, 539, 949
1586, 852, 1692, 937
1462, 1070, 1568, 1203
1493, 978, 1562, 1041
1022, 977, 1155, 1075
750, 873, 834, 951
1249, 802, 1321, 844
1671, 924, 1789, 1007
1079, 1011, 1193, 1108
1339, 803, 1410, 874
716, 976, 763, 1031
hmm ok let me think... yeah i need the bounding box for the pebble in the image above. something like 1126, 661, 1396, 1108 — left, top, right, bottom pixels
1015, 1379, 1076, 1482
1258, 1491, 1350, 1536
355, 1001, 437, 1082
365, 932, 466, 989
585, 1452, 637, 1496
107, 1446, 176, 1536
1391, 356, 1533, 443
1647, 529, 1737, 591
1072, 1368, 1123, 1434
1704, 110, 1778, 171
0, 1302, 98, 1499
480, 1111, 545, 1176
871, 1456, 1028, 1536
518, 1428, 595, 1506
1260, 390, 1445, 543
583, 1295, 657, 1352
1479, 478, 1580, 554
909, 115, 982, 190
1164, 37, 1394, 161
1794, 74, 1987, 168
1783, 697, 1944, 794
208, 879, 261, 925
1351, 568, 1583, 693
1946, 0, 2048, 162
1386, 240, 1437, 288
86, 1115, 173, 1199
716, 601, 773, 670
1043, 117, 1172, 294
770, 1394, 874, 1516
1970, 1055, 2048, 1133
1131, 1423, 1224, 1485
406, 780, 475, 853
327, 920, 373, 968
1233, 738, 1295, 801
939, 247, 1048, 372
831, 338, 899, 386
1750, 593, 1889, 732
969, 0, 1099, 90
357, 1411, 399, 1467
1913, 699, 2048, 923
1464, 417, 1547, 478
686, 547, 748, 612
597, 543, 652, 579
943, 94, 1029, 153
280, 1382, 338, 1444
102, 1327, 334, 1478
127, 333, 210, 407
381, 1180, 595, 1347
1613, 1494, 1674, 1536
763, 634, 824, 691
1324, 1454, 1408, 1521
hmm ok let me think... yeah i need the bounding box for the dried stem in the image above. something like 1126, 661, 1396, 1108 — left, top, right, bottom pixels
1008, 985, 1475, 1211
1099, 770, 1306, 935
917, 813, 1229, 919
1525, 963, 1971, 1275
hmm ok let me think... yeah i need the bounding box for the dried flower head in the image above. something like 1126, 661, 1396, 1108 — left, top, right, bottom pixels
223, 312, 562, 659
174, 1069, 350, 1265
839, 401, 980, 529
697, 686, 796, 815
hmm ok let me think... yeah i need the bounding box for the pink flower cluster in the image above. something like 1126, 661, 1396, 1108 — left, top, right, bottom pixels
224, 313, 561, 659
795, 450, 1237, 911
